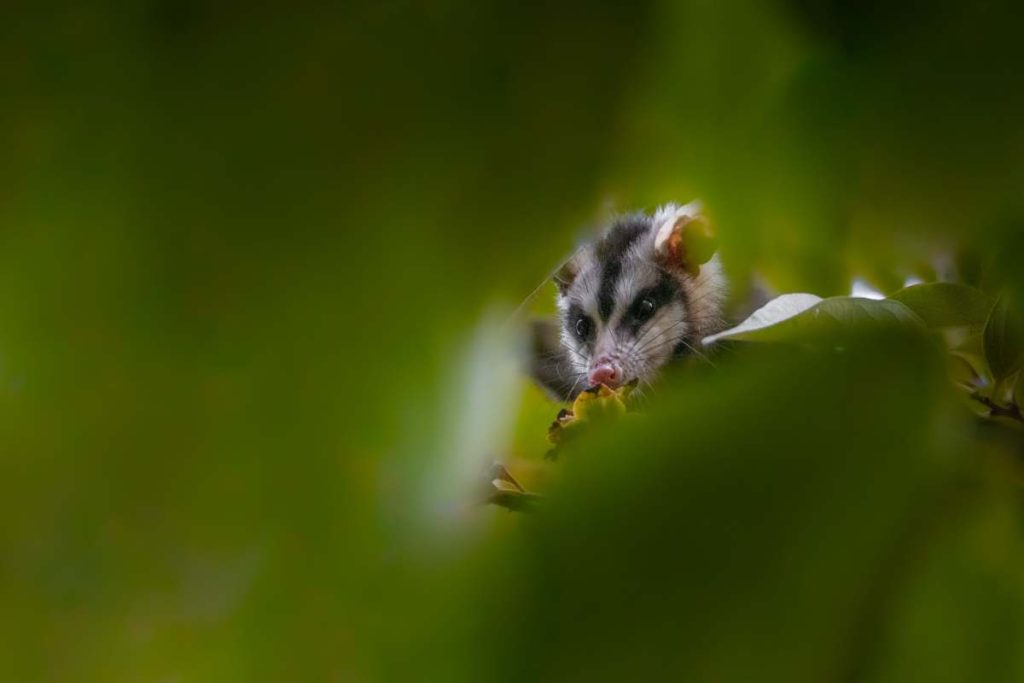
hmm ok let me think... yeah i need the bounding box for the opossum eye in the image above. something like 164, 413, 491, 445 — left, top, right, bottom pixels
575, 316, 593, 341
637, 297, 656, 319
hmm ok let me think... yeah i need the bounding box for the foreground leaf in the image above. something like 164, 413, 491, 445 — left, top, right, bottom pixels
889, 282, 993, 329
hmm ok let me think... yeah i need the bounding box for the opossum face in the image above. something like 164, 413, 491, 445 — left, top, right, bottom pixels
556, 205, 719, 392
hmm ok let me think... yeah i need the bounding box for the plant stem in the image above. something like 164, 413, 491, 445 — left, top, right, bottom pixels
969, 391, 1024, 422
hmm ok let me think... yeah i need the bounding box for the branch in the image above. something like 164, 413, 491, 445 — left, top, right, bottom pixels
969, 391, 1024, 422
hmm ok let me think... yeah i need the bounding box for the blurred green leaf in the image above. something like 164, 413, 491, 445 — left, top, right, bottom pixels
477, 336, 1017, 682
864, 478, 1024, 682
705, 295, 923, 344
889, 283, 993, 329
984, 295, 1024, 382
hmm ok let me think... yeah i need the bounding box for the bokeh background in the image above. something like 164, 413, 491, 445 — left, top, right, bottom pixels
1, 1, 1023, 680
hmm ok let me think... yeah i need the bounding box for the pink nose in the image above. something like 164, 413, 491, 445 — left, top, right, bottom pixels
588, 361, 620, 388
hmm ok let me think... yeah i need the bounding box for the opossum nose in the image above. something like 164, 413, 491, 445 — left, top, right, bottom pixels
588, 360, 620, 388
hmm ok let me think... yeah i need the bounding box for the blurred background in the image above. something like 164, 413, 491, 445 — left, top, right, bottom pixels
1, 1, 1023, 680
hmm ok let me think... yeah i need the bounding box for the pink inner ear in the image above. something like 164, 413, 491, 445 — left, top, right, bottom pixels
653, 216, 677, 254
655, 215, 717, 277
654, 215, 691, 266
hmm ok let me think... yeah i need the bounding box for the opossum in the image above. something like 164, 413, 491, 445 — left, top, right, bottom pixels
531, 201, 727, 400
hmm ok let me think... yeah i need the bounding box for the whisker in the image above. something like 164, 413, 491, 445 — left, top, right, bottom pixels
623, 317, 687, 362
629, 319, 690, 358
632, 325, 698, 357
623, 324, 687, 370
564, 371, 586, 400
674, 338, 717, 368
632, 323, 718, 369
637, 335, 716, 368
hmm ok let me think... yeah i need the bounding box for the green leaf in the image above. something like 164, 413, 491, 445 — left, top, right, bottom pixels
889, 282, 993, 329
1015, 372, 1024, 410
949, 352, 982, 389
704, 295, 923, 344
983, 295, 1024, 382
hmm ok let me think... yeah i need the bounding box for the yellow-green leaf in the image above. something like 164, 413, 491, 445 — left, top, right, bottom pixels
983, 295, 1024, 382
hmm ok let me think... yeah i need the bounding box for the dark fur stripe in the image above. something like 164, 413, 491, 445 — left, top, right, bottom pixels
649, 270, 681, 307
595, 215, 649, 321
595, 214, 649, 262
597, 259, 621, 321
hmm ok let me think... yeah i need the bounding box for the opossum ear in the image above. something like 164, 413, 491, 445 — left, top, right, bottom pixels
653, 202, 718, 277
553, 258, 578, 295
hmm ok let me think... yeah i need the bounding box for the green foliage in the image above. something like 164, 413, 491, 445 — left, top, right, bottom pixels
706, 295, 922, 344
1, 1, 1023, 681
